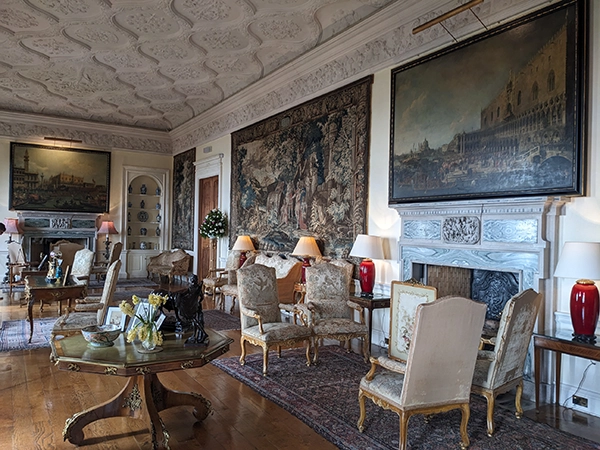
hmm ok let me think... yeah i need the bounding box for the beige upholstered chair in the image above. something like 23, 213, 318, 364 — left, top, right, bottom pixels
91, 242, 123, 280
203, 249, 243, 307
52, 240, 84, 269
51, 259, 121, 340
237, 264, 312, 376
70, 248, 94, 286
358, 296, 487, 450
471, 288, 543, 436
6, 241, 29, 289
301, 262, 369, 363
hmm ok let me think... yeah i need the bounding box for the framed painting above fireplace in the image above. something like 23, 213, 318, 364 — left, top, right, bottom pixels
389, 0, 587, 204
10, 142, 110, 213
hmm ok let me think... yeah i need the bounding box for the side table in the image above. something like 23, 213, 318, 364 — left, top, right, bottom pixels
349, 294, 390, 353
533, 332, 600, 410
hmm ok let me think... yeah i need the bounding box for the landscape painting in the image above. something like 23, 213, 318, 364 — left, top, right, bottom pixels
389, 0, 586, 204
9, 142, 110, 213
230, 76, 372, 257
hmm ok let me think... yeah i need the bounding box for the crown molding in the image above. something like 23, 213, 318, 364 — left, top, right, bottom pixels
0, 110, 172, 153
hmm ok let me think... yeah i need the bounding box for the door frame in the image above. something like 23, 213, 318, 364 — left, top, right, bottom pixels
194, 154, 224, 275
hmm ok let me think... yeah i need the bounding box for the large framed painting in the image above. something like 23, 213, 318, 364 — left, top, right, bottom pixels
389, 281, 437, 362
231, 76, 372, 257
9, 142, 110, 213
389, 0, 587, 204
172, 148, 195, 250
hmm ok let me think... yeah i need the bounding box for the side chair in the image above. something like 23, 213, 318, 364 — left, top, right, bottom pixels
471, 288, 543, 436
237, 264, 312, 376
358, 296, 486, 450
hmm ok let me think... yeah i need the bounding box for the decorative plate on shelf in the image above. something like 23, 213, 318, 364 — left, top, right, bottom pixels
137, 210, 149, 222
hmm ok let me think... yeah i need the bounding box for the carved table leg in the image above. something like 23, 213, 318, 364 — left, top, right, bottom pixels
63, 373, 212, 449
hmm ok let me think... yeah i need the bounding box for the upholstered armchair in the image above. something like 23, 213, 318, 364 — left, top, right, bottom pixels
237, 264, 312, 376
471, 288, 543, 436
52, 240, 84, 269
301, 262, 369, 363
203, 249, 243, 308
91, 242, 123, 281
51, 260, 121, 342
358, 296, 487, 450
70, 248, 95, 286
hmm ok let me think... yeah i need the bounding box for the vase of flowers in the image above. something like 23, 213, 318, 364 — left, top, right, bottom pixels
119, 294, 168, 352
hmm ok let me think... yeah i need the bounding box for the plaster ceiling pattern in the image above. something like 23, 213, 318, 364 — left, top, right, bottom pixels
0, 0, 395, 131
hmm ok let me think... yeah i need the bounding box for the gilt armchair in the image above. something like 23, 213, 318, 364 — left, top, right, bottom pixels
358, 296, 487, 450
471, 288, 543, 436
237, 264, 312, 376
51, 259, 121, 343
300, 262, 369, 363
91, 242, 123, 281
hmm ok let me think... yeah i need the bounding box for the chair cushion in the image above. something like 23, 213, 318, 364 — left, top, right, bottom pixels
243, 322, 312, 343
53, 312, 98, 334
312, 318, 367, 336
360, 370, 405, 410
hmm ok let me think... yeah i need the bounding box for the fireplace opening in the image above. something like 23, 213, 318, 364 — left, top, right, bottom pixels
412, 264, 519, 321
26, 237, 90, 266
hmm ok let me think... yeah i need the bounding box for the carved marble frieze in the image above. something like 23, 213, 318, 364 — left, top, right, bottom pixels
442, 217, 480, 245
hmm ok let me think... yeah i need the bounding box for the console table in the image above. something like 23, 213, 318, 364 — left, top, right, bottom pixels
51, 328, 234, 449
349, 294, 390, 352
533, 332, 600, 411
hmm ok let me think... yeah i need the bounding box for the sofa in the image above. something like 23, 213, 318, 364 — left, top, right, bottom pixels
147, 249, 192, 284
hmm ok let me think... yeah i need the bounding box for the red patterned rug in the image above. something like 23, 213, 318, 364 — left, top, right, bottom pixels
212, 345, 600, 450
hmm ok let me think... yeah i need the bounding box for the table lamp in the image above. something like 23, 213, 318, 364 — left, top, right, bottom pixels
349, 234, 384, 297
554, 241, 600, 343
4, 218, 21, 243
232, 235, 255, 267
98, 220, 119, 261
292, 236, 321, 283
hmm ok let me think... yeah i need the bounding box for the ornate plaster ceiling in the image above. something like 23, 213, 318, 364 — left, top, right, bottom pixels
0, 0, 395, 131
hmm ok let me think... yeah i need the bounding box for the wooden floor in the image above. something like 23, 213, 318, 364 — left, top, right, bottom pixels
1, 284, 599, 449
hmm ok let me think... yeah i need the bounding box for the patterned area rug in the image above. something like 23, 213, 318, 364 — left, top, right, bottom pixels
0, 309, 239, 353
0, 317, 55, 352
212, 346, 600, 450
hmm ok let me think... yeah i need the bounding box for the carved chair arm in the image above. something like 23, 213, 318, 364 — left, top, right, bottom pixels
377, 355, 407, 374
279, 303, 308, 326
364, 356, 381, 381
347, 300, 366, 324
240, 306, 265, 334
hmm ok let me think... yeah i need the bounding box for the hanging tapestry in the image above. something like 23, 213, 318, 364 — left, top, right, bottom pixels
230, 76, 372, 257
172, 148, 195, 250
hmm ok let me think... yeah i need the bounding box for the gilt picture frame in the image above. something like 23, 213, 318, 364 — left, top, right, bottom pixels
389, 281, 437, 362
104, 307, 127, 331
9, 142, 110, 213
389, 0, 587, 204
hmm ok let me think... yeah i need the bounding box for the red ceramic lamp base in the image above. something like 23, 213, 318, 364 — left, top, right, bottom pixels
239, 252, 247, 268
570, 280, 599, 343
301, 257, 311, 284
359, 259, 375, 297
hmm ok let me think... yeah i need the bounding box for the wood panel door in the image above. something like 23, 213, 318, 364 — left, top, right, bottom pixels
198, 175, 219, 279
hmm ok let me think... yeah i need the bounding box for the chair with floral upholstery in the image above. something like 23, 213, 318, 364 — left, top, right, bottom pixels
358, 296, 487, 450
471, 288, 543, 436
51, 260, 121, 342
70, 248, 95, 286
300, 262, 369, 363
237, 263, 312, 376
203, 249, 243, 308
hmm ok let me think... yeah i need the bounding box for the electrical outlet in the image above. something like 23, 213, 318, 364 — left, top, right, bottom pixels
573, 395, 588, 408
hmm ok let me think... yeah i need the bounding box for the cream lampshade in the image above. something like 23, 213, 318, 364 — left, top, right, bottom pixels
98, 220, 119, 261
554, 241, 600, 342
232, 235, 255, 266
292, 236, 322, 283
350, 234, 384, 297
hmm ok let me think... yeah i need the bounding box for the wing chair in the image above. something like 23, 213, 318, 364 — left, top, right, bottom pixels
358, 296, 486, 450
471, 288, 543, 436
51, 259, 122, 343
302, 262, 369, 363
237, 264, 312, 376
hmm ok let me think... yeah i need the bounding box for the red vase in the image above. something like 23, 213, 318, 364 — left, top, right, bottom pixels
570, 280, 599, 342
359, 259, 375, 296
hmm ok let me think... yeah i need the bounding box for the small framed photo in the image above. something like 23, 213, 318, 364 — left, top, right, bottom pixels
126, 301, 151, 332
156, 313, 166, 330
104, 306, 127, 331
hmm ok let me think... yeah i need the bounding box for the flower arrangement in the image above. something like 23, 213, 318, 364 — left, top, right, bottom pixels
199, 208, 228, 239
119, 294, 168, 350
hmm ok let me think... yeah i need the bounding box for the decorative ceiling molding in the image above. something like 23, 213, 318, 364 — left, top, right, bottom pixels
170, 0, 557, 153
